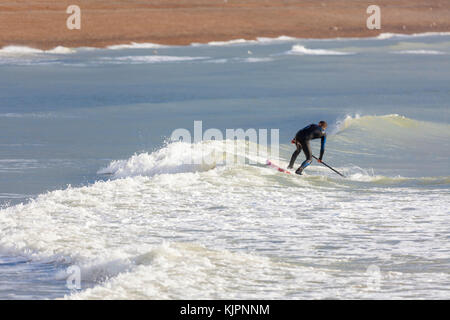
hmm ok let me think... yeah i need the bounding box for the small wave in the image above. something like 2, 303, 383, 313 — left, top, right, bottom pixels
0, 45, 75, 55
302, 165, 450, 187
376, 32, 450, 40
205, 39, 256, 46
256, 36, 297, 43
342, 171, 450, 186
98, 55, 208, 64
0, 193, 29, 199
0, 46, 42, 55
2, 32, 449, 58
234, 57, 274, 63
367, 175, 450, 186
204, 57, 273, 64
192, 36, 297, 47
107, 42, 168, 50
198, 32, 450, 46
392, 50, 446, 55
328, 114, 450, 178
46, 46, 76, 54
286, 45, 354, 56
204, 58, 229, 64
0, 112, 62, 118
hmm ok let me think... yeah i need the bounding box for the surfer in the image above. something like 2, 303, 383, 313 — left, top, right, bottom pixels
288, 121, 327, 175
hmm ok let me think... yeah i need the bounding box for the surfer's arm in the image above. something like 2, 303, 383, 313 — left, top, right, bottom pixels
319, 135, 326, 160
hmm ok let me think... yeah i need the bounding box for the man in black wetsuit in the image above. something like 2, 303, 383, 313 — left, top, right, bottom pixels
288, 121, 327, 175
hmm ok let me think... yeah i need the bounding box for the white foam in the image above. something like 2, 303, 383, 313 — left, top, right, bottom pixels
206, 39, 255, 46
0, 46, 43, 55
0, 137, 449, 299
64, 242, 309, 299
97, 142, 216, 178
46, 46, 76, 54
256, 36, 297, 43
286, 45, 354, 56
98, 140, 266, 178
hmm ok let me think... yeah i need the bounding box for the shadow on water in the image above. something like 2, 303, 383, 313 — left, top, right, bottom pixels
0, 254, 96, 299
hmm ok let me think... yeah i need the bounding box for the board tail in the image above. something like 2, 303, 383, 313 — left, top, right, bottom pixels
266, 160, 291, 174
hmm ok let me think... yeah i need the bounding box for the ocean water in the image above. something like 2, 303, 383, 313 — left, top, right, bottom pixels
0, 33, 449, 299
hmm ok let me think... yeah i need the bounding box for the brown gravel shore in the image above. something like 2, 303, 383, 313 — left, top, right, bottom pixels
1, 0, 449, 50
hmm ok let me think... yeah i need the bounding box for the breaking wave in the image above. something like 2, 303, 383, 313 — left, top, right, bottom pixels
98, 140, 269, 178
0, 128, 449, 299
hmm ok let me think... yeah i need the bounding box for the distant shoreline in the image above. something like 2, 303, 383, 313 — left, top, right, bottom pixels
1, 0, 449, 50
2, 33, 450, 54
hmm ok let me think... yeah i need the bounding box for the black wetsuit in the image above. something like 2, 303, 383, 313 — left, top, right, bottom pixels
288, 124, 327, 173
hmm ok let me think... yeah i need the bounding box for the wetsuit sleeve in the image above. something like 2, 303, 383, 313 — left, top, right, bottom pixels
319, 135, 326, 160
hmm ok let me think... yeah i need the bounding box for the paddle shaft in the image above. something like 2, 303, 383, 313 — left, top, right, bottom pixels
312, 155, 346, 177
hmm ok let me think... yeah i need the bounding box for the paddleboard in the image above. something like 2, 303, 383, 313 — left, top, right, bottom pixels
266, 160, 292, 174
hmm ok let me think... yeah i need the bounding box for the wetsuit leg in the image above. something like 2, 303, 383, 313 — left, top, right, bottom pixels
288, 142, 302, 168
296, 140, 312, 174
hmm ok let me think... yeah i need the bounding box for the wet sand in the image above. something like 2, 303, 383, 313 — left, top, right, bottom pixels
0, 0, 449, 49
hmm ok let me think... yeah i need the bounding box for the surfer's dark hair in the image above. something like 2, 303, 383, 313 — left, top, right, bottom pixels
319, 121, 328, 128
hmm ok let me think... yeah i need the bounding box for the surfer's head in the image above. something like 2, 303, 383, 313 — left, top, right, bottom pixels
318, 121, 328, 129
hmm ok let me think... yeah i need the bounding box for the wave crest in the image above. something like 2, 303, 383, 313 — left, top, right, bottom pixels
332, 114, 429, 135
98, 140, 268, 178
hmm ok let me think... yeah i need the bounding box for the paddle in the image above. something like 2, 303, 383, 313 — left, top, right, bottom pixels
312, 155, 346, 178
